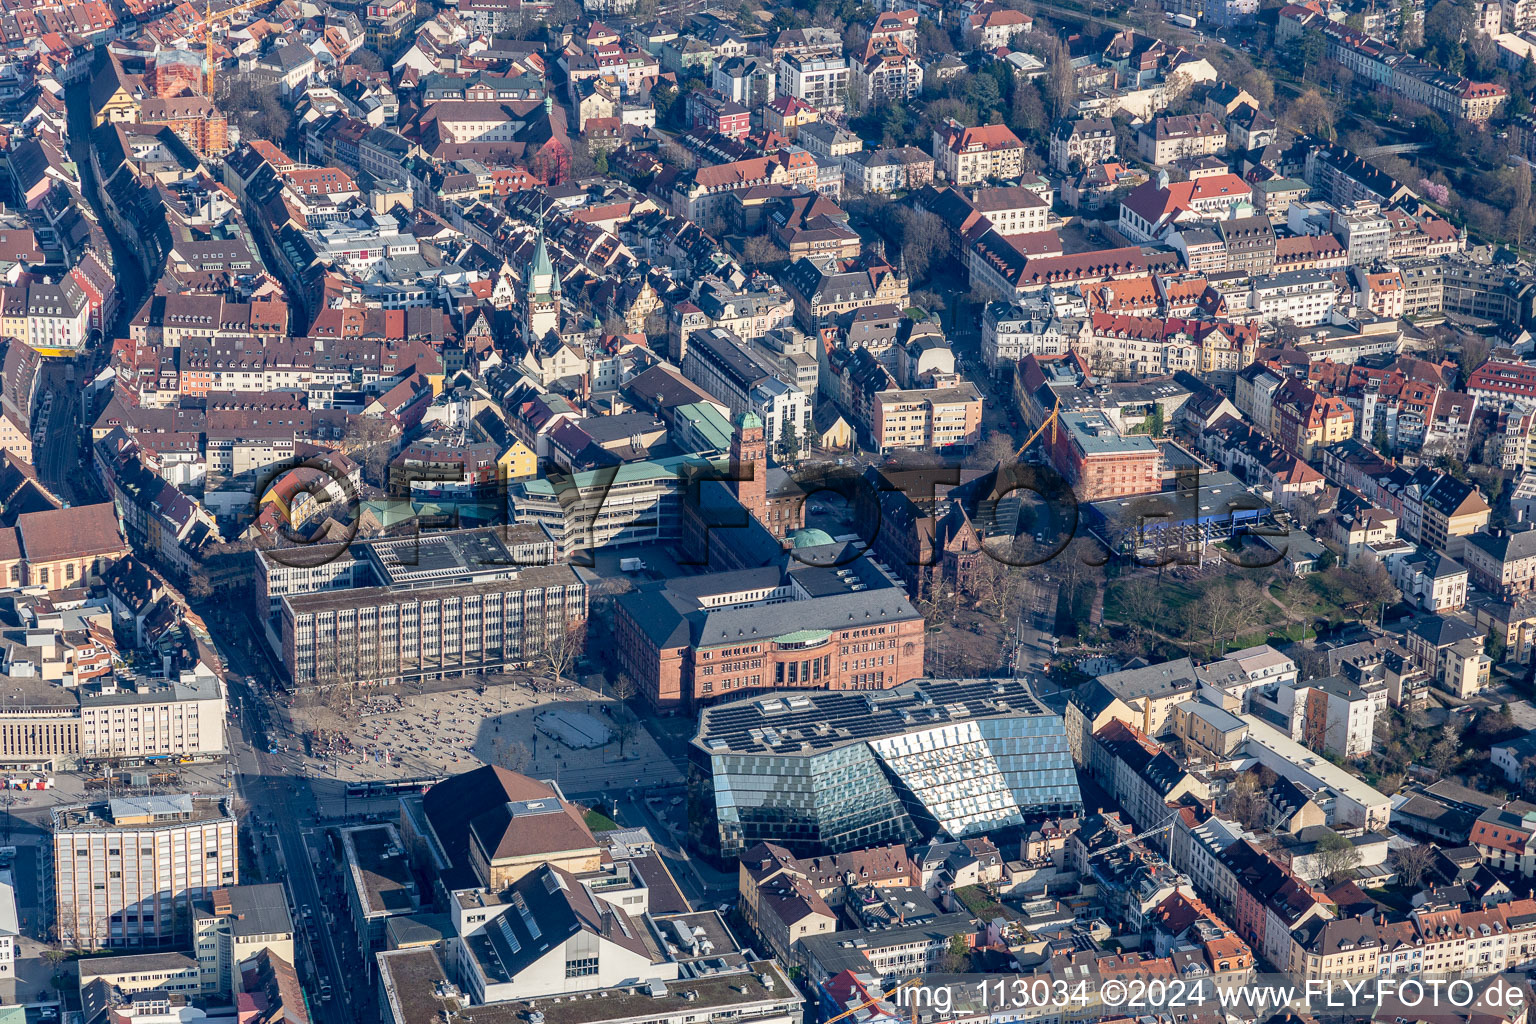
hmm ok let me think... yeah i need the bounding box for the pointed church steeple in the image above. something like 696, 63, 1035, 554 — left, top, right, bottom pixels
528, 210, 554, 289
523, 210, 561, 338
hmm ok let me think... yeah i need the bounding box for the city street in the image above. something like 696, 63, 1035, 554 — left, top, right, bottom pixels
228, 696, 357, 1024
33, 360, 100, 506
611, 784, 736, 907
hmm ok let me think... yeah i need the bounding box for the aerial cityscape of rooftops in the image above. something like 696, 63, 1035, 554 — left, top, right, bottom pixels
7, 0, 1536, 1017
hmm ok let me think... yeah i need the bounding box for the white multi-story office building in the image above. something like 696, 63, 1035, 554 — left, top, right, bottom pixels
306, 212, 419, 272
1330, 202, 1391, 266
255, 541, 367, 623
52, 794, 238, 950
279, 533, 588, 687
1249, 269, 1337, 327
77, 673, 227, 763
509, 457, 696, 559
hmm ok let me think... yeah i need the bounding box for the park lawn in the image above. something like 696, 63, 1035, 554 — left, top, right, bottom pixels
1230, 621, 1313, 651
584, 809, 621, 832
1102, 576, 1200, 630
1270, 578, 1346, 622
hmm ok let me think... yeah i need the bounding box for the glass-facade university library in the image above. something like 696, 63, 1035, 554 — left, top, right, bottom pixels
687, 678, 1082, 862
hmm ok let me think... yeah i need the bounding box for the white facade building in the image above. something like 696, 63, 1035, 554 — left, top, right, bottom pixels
1249, 270, 1336, 327
52, 795, 238, 950
77, 673, 228, 762
308, 213, 420, 272
777, 51, 850, 112
981, 300, 1083, 375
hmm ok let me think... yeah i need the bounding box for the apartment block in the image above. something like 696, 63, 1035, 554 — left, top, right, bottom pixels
1137, 113, 1225, 166
1464, 527, 1536, 597
78, 675, 227, 763
868, 383, 984, 453
931, 120, 1026, 185
1049, 118, 1115, 173
777, 51, 849, 112
191, 883, 295, 998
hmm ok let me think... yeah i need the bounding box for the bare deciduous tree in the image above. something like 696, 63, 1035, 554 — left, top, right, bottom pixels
1395, 842, 1437, 889
614, 719, 639, 757
610, 671, 636, 705
892, 207, 949, 283
1513, 162, 1533, 255
494, 739, 533, 773
344, 415, 399, 490
536, 618, 587, 687
1312, 830, 1362, 883
741, 235, 787, 268
1223, 770, 1268, 830
1116, 580, 1163, 635
967, 430, 1020, 470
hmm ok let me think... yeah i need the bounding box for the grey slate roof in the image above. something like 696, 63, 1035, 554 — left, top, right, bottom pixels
1095, 657, 1199, 702
1464, 527, 1536, 565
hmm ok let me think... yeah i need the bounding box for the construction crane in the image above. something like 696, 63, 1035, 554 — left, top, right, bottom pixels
824, 979, 925, 1024
1084, 809, 1179, 860
1014, 391, 1061, 460
192, 0, 270, 96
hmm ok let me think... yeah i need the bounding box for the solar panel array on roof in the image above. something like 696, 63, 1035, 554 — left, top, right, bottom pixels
695, 679, 1050, 754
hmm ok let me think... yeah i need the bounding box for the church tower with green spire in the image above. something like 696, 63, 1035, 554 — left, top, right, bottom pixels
523, 214, 561, 339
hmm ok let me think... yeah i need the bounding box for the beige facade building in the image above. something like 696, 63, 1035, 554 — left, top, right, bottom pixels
1138, 113, 1226, 166
279, 533, 588, 687
399, 766, 603, 891
868, 383, 984, 453
1173, 700, 1248, 759
0, 671, 225, 771
467, 803, 600, 889
13, 504, 130, 592
78, 674, 227, 762
931, 120, 1026, 185
77, 951, 203, 997
52, 794, 238, 950
1404, 472, 1490, 558
738, 841, 915, 965
0, 701, 78, 768
1462, 526, 1536, 597
1442, 637, 1492, 698
192, 883, 295, 998
0, 413, 30, 465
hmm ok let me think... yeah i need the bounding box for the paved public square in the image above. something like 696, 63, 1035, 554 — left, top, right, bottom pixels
286, 678, 685, 814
